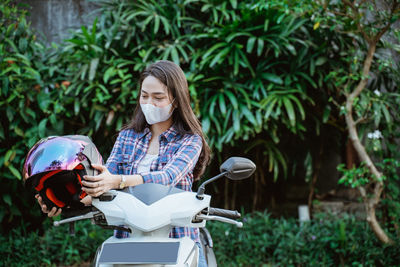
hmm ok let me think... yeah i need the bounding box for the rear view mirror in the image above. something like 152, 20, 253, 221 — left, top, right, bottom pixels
196, 157, 256, 199
220, 157, 256, 180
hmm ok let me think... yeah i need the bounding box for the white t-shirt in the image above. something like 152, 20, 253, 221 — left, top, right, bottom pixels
136, 153, 158, 174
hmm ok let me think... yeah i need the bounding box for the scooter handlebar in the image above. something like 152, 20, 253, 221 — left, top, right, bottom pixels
208, 208, 241, 220
196, 214, 243, 228
53, 211, 97, 226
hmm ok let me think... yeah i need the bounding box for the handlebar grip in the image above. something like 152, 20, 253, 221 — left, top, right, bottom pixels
208, 208, 241, 219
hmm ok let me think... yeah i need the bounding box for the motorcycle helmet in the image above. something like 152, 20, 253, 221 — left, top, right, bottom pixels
23, 135, 103, 210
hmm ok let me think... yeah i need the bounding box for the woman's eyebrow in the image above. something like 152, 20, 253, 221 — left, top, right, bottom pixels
141, 89, 166, 95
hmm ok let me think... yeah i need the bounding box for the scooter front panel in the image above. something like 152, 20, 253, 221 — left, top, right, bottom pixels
98, 241, 179, 265
93, 190, 211, 232
95, 236, 198, 267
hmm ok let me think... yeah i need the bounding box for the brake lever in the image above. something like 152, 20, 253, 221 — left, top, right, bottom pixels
53, 211, 99, 226
195, 214, 243, 228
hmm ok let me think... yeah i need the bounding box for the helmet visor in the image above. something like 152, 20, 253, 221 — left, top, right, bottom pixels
23, 136, 86, 182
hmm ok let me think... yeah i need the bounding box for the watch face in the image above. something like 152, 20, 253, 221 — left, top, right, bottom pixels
119, 175, 126, 189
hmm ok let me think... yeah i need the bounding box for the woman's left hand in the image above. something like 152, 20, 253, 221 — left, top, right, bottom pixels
82, 164, 119, 197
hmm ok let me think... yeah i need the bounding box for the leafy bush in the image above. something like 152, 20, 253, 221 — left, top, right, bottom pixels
0, 0, 354, 231
208, 212, 400, 266
0, 0, 59, 233
1, 212, 399, 266
0, 218, 111, 266
1, 0, 399, 243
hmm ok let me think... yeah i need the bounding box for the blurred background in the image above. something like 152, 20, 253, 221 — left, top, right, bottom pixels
1, 0, 399, 266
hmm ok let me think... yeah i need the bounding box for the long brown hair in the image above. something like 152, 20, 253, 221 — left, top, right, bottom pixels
124, 60, 211, 180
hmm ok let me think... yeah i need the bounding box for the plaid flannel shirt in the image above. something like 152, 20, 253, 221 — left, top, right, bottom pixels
106, 124, 202, 242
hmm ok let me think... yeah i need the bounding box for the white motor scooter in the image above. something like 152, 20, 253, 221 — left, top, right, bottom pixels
54, 157, 255, 266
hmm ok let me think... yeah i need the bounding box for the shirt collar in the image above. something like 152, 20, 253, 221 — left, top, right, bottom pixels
137, 127, 151, 140
160, 124, 180, 143
137, 124, 180, 142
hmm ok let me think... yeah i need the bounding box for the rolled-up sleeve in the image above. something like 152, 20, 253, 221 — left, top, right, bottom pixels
140, 134, 202, 186
105, 130, 126, 174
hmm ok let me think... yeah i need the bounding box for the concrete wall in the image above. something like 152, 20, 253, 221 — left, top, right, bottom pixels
16, 0, 99, 45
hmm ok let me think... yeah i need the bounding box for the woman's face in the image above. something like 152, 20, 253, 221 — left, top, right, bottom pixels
140, 76, 173, 108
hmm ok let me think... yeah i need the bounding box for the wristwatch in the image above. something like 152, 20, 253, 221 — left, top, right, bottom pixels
119, 175, 126, 189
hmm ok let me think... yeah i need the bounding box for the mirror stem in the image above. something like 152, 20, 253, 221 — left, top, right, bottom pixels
196, 171, 227, 200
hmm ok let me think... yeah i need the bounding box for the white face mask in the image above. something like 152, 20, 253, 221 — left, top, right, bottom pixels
140, 101, 174, 125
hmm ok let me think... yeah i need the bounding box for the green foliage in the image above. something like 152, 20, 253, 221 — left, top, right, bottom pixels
297, 0, 400, 243
374, 57, 400, 234
1, 212, 399, 266
0, 0, 334, 229
208, 212, 400, 266
0, 219, 110, 266
337, 159, 400, 233
0, 0, 60, 230
377, 159, 400, 233
337, 162, 378, 188
87, 0, 321, 156
301, 0, 400, 140
307, 0, 400, 40
1, 0, 399, 237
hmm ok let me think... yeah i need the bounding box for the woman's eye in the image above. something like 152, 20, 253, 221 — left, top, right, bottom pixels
141, 95, 148, 98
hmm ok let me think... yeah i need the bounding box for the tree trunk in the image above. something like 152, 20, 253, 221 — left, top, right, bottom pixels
358, 184, 393, 244
345, 41, 393, 244
366, 203, 392, 244
346, 140, 358, 169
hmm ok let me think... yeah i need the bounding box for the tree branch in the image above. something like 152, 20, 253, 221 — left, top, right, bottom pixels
373, 1, 398, 42
342, 0, 371, 42
342, 0, 400, 245
354, 116, 368, 125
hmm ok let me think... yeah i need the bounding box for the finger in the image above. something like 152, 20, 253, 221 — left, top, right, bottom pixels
49, 207, 58, 217
80, 195, 92, 206
83, 175, 103, 182
83, 187, 102, 196
93, 190, 104, 197
48, 207, 58, 217
81, 180, 101, 188
91, 164, 107, 172
35, 194, 39, 199
37, 196, 44, 206
82, 186, 103, 196
41, 204, 49, 213
54, 208, 62, 216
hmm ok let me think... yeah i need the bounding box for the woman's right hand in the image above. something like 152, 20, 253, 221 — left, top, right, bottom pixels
35, 194, 62, 217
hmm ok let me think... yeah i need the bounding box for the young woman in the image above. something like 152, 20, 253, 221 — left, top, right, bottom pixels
37, 60, 211, 266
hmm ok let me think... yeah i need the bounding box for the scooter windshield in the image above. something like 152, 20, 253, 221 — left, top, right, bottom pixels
128, 183, 185, 205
